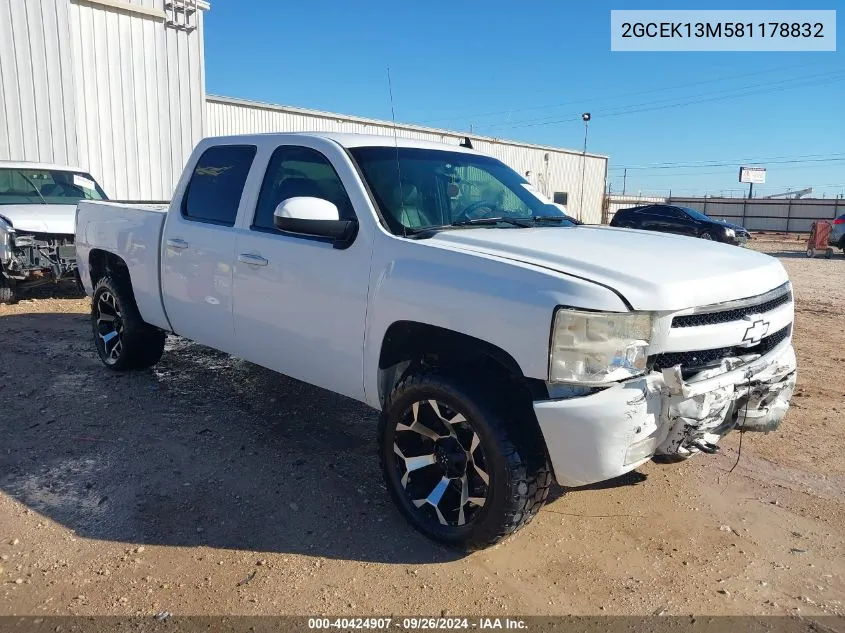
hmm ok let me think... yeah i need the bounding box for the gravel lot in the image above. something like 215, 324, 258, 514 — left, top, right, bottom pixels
1, 235, 843, 617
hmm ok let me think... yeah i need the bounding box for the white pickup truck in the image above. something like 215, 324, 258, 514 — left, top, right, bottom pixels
76, 133, 797, 548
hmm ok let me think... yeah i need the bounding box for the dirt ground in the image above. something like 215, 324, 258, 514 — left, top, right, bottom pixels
1, 234, 843, 617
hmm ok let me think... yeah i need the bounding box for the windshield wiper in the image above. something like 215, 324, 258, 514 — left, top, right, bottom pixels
451, 217, 533, 228
403, 215, 560, 238
16, 171, 47, 204
534, 214, 582, 225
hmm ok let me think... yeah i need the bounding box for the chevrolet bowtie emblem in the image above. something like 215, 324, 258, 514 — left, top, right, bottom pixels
742, 316, 770, 346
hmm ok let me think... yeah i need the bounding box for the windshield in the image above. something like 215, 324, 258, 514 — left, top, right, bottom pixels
678, 206, 712, 222
0, 168, 108, 205
348, 146, 573, 235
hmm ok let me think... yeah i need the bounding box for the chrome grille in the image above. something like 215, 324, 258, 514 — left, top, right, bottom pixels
672, 288, 792, 328
650, 324, 791, 376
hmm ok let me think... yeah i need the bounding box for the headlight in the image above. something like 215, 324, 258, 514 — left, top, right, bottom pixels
724, 228, 735, 237
549, 308, 653, 384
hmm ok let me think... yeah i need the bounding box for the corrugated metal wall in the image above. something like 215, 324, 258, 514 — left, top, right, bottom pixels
2, 1, 606, 212
670, 197, 845, 233
68, 0, 205, 199
604, 195, 669, 223
604, 195, 843, 232
0, 0, 78, 166
206, 96, 609, 224
1, 0, 206, 200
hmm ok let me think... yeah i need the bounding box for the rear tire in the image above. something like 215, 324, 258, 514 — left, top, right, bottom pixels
92, 276, 165, 370
378, 371, 552, 550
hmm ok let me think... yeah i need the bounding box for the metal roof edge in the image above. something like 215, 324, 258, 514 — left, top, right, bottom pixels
206, 94, 608, 161
71, 0, 210, 19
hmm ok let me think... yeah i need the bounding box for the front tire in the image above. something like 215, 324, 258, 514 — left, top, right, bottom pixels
378, 371, 551, 549
700, 231, 714, 241
92, 276, 165, 370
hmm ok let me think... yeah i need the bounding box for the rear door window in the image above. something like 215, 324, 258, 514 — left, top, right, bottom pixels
182, 145, 257, 226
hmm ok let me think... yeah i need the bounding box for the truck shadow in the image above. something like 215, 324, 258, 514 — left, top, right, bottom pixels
10, 281, 86, 301
2, 311, 580, 564
546, 471, 648, 505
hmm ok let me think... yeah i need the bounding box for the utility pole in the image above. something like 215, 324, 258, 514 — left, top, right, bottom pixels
622, 168, 627, 196
578, 113, 590, 218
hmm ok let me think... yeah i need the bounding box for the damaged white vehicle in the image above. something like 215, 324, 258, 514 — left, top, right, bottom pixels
75, 133, 796, 548
0, 162, 108, 303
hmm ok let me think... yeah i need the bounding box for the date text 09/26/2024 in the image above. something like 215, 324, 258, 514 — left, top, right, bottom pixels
308, 618, 527, 630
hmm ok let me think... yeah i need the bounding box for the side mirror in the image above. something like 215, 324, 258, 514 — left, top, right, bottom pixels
273, 197, 358, 249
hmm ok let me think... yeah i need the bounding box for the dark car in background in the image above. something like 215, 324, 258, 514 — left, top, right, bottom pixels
829, 214, 845, 253
610, 204, 751, 246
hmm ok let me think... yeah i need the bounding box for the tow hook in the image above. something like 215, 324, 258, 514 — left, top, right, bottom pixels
692, 439, 720, 454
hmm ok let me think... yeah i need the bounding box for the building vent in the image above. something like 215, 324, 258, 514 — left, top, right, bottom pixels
165, 0, 198, 32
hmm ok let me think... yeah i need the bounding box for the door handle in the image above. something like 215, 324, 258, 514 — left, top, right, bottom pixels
238, 253, 269, 267
166, 238, 189, 250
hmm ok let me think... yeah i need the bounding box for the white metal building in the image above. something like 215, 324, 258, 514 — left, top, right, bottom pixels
1, 0, 608, 222
206, 96, 608, 223
0, 0, 207, 201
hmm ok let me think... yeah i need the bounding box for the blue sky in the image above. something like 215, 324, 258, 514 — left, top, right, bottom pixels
204, 0, 844, 197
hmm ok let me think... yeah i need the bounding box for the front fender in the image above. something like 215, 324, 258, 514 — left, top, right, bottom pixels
0, 216, 15, 264
362, 235, 628, 408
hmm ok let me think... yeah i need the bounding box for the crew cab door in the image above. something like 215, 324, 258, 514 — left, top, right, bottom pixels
160, 143, 257, 352
231, 143, 371, 401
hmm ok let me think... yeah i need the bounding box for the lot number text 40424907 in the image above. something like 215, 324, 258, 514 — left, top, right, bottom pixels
307, 618, 529, 630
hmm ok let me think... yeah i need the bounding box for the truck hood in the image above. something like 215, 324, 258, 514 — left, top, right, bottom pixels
0, 204, 77, 235
428, 225, 788, 311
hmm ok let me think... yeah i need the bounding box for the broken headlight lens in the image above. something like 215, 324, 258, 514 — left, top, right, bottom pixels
549, 308, 653, 384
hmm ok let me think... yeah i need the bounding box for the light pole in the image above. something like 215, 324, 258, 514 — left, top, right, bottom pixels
579, 113, 590, 219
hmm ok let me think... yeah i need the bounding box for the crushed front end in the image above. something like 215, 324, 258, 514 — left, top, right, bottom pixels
1, 216, 78, 302
534, 282, 797, 487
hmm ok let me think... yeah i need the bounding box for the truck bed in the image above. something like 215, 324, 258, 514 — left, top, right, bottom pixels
76, 201, 171, 331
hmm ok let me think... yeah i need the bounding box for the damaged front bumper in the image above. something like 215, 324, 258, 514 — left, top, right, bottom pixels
533, 340, 797, 488
0, 222, 78, 289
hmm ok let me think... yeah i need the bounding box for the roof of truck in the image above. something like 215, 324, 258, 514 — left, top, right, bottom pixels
0, 160, 89, 172
206, 132, 481, 154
